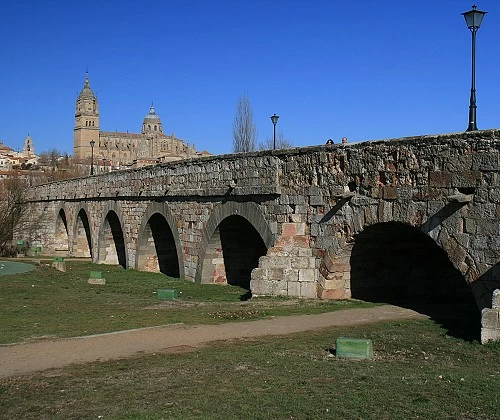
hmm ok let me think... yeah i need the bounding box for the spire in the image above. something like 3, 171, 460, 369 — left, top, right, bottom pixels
78, 70, 96, 100
150, 102, 155, 114
84, 70, 90, 89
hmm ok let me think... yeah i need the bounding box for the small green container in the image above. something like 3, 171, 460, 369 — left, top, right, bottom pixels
53, 256, 65, 262
157, 289, 178, 300
89, 271, 103, 279
336, 337, 374, 359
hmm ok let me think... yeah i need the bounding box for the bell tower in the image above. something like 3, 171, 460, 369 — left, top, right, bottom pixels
74, 71, 100, 160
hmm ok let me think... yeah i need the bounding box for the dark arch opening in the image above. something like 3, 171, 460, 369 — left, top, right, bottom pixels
55, 209, 69, 254
99, 211, 126, 268
220, 215, 268, 290
202, 215, 267, 291
73, 209, 92, 258
350, 222, 480, 341
137, 213, 180, 277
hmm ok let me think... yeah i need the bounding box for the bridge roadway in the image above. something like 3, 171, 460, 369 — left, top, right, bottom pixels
16, 130, 500, 340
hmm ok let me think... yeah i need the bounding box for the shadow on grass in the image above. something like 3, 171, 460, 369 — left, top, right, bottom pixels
379, 300, 481, 342
239, 290, 252, 301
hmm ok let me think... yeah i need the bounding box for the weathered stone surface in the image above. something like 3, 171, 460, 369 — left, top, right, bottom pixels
15, 130, 500, 330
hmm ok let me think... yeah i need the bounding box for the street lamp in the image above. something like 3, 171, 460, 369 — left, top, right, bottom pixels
90, 140, 95, 175
270, 113, 279, 149
463, 4, 487, 132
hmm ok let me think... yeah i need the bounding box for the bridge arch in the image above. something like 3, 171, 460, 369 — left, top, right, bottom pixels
97, 202, 128, 268
195, 201, 275, 289
54, 205, 69, 255
348, 221, 475, 305
71, 204, 92, 258
136, 202, 184, 278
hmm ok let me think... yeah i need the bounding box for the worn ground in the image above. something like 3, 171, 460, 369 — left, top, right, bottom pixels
0, 305, 425, 378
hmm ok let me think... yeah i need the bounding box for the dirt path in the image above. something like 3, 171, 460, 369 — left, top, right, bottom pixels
0, 305, 425, 378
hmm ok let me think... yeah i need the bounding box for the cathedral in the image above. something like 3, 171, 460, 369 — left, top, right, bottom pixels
73, 72, 209, 168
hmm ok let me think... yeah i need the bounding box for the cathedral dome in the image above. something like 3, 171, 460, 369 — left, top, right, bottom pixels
142, 104, 163, 134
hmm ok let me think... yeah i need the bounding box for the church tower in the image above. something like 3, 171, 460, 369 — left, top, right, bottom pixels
23, 134, 34, 157
74, 71, 100, 160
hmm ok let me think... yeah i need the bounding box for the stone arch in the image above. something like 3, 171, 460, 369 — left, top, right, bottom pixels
97, 202, 128, 268
319, 198, 483, 305
196, 201, 275, 289
349, 222, 474, 304
71, 204, 92, 258
54, 205, 69, 255
136, 202, 184, 278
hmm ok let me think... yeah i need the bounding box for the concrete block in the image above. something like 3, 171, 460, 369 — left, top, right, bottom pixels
88, 278, 106, 285
51, 261, 66, 272
336, 337, 374, 359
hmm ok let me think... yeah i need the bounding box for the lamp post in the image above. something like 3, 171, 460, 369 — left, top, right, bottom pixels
270, 113, 279, 149
90, 140, 95, 175
463, 4, 487, 132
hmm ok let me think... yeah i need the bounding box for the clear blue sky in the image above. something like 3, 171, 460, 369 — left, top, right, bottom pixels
1, 0, 499, 156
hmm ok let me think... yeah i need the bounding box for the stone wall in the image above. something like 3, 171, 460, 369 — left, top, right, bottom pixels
18, 130, 500, 338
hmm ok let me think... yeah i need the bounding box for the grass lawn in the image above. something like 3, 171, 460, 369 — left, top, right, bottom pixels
0, 260, 373, 345
1, 319, 499, 419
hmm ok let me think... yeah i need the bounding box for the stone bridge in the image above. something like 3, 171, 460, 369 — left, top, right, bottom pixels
17, 130, 500, 340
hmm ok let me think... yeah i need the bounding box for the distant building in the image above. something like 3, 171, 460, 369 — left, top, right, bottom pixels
0, 136, 38, 171
73, 72, 210, 168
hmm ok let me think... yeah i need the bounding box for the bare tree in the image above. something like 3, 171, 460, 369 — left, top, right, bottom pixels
258, 133, 293, 150
232, 94, 257, 153
0, 174, 29, 255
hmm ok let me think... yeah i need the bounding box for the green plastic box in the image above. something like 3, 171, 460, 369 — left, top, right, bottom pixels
157, 289, 178, 300
336, 337, 374, 359
89, 271, 103, 279
53, 256, 65, 262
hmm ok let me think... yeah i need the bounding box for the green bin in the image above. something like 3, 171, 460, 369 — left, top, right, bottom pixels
157, 289, 178, 300
336, 337, 373, 359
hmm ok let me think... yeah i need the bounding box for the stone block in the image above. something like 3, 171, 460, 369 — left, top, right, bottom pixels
429, 171, 452, 188
452, 171, 482, 188
282, 222, 306, 236
382, 186, 397, 200
481, 308, 500, 329
472, 153, 499, 171
291, 257, 316, 269
300, 281, 317, 298
492, 289, 500, 310
298, 268, 316, 283
269, 268, 285, 280
259, 256, 291, 269
310, 195, 324, 206
283, 268, 299, 283
319, 288, 350, 300
320, 278, 347, 290
481, 328, 500, 344
287, 281, 300, 296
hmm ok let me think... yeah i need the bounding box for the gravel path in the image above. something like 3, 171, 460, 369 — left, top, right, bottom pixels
0, 305, 425, 378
